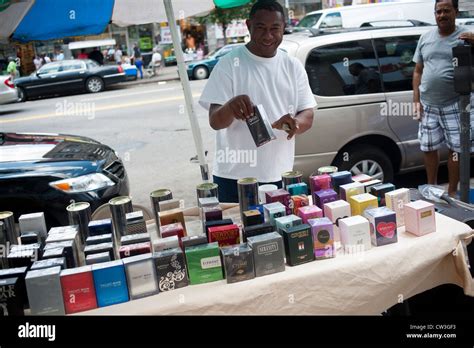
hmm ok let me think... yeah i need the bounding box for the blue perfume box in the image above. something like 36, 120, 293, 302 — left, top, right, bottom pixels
88, 219, 113, 236
92, 260, 129, 307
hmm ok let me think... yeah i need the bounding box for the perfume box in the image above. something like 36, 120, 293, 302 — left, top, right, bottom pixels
247, 232, 285, 277
87, 234, 113, 246
123, 253, 158, 300
339, 216, 371, 253
242, 222, 275, 242
20, 232, 39, 245
202, 206, 223, 223
404, 200, 436, 236
364, 207, 398, 246
159, 208, 187, 234
152, 235, 179, 252
159, 199, 181, 212
46, 226, 82, 267
204, 219, 233, 237
265, 189, 291, 213
31, 257, 66, 271
198, 196, 219, 208
310, 174, 332, 193
249, 204, 264, 215
60, 265, 97, 314
185, 242, 223, 285
386, 188, 410, 227
283, 224, 315, 266
370, 183, 396, 206
18, 212, 47, 243
92, 260, 129, 307
88, 219, 113, 236
242, 210, 264, 227
125, 215, 147, 236
352, 174, 372, 183
297, 205, 323, 224
0, 267, 28, 308
349, 193, 378, 216
363, 179, 383, 193
263, 202, 287, 226
286, 183, 308, 196
0, 277, 24, 316
208, 224, 240, 247
290, 195, 309, 215
7, 247, 38, 269
84, 242, 115, 261
119, 242, 151, 259
161, 222, 186, 242
181, 235, 208, 249
44, 241, 76, 269
313, 189, 338, 209
25, 266, 65, 315
308, 217, 335, 259
86, 252, 111, 265
120, 233, 150, 246
221, 244, 255, 283
339, 182, 365, 202
246, 104, 276, 147
154, 248, 189, 291
330, 171, 353, 195
323, 200, 351, 224
275, 214, 302, 235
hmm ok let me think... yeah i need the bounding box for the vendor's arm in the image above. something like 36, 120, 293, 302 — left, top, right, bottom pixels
459, 32, 474, 44
272, 108, 314, 140
209, 95, 254, 130
412, 62, 424, 120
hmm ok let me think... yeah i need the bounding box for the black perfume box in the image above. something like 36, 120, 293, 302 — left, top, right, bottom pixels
84, 242, 115, 261
283, 224, 315, 266
221, 244, 255, 283
246, 104, 276, 147
20, 232, 40, 245
242, 222, 274, 242
86, 252, 111, 265
120, 233, 150, 246
7, 246, 39, 269
88, 219, 113, 236
153, 248, 189, 291
125, 211, 147, 235
86, 234, 113, 246
31, 257, 66, 271
242, 210, 264, 227
204, 219, 233, 238
247, 232, 285, 277
181, 235, 208, 249
44, 240, 77, 268
0, 267, 28, 308
0, 277, 24, 316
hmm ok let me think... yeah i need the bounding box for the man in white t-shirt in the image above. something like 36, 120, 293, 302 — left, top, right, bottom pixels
151, 48, 162, 76
199, 0, 316, 202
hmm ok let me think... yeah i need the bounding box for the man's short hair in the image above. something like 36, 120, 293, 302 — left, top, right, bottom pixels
249, 0, 286, 21
435, 0, 459, 11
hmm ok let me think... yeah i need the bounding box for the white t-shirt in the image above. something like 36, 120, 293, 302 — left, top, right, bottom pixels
152, 52, 162, 65
199, 45, 316, 182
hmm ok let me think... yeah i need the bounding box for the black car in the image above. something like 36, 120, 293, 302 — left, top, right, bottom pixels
0, 132, 129, 227
14, 59, 126, 102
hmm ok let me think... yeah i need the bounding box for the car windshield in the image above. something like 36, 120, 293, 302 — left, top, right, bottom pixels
296, 13, 322, 28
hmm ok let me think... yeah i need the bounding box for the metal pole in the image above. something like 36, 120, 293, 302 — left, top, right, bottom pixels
459, 94, 471, 203
163, 0, 209, 181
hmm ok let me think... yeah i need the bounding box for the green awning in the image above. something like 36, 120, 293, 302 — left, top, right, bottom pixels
213, 0, 251, 9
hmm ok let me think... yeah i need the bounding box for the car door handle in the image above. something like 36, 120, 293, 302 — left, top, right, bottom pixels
79, 71, 85, 74
50, 75, 57, 78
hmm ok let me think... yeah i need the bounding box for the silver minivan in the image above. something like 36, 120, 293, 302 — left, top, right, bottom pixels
282, 26, 453, 182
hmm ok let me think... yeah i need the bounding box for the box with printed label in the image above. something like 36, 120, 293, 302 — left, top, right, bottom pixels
364, 207, 398, 246
0, 277, 24, 316
339, 182, 364, 202
119, 242, 151, 259
297, 205, 323, 224
370, 183, 396, 206
265, 189, 292, 214
221, 244, 255, 283
363, 179, 382, 193
330, 171, 353, 195
263, 202, 287, 226
154, 248, 188, 291
290, 195, 309, 215
208, 224, 240, 247
60, 265, 97, 314
275, 215, 302, 235
88, 219, 113, 236
25, 266, 65, 315
385, 188, 410, 227
308, 217, 335, 259
242, 222, 275, 242
349, 193, 379, 216
247, 232, 285, 277
123, 254, 158, 300
152, 236, 179, 252
159, 208, 187, 234
242, 210, 264, 227
185, 242, 223, 285
92, 260, 129, 307
404, 200, 436, 236
339, 216, 371, 253
310, 174, 331, 193
286, 183, 308, 196
283, 224, 315, 266
313, 189, 338, 209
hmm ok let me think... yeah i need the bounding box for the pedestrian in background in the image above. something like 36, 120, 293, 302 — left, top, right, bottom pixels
151, 47, 162, 76
132, 43, 143, 79
413, 0, 474, 197
114, 45, 123, 64
7, 57, 17, 80
88, 47, 104, 65
77, 49, 88, 59
33, 55, 43, 70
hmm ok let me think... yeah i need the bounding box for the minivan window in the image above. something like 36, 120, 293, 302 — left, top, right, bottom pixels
296, 13, 322, 28
306, 39, 382, 96
320, 12, 342, 28
374, 36, 419, 92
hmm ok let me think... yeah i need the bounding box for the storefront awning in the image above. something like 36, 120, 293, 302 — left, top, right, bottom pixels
69, 39, 116, 50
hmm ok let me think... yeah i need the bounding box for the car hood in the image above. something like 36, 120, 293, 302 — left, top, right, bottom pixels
0, 132, 115, 179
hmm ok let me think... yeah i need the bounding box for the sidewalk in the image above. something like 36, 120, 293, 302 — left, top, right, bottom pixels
124, 65, 180, 86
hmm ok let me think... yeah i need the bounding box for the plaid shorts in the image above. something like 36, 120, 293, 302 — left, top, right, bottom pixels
418, 96, 474, 153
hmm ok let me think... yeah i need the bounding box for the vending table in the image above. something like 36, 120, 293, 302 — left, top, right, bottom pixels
82, 206, 473, 315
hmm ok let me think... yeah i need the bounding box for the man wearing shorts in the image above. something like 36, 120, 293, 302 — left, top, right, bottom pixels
413, 0, 474, 197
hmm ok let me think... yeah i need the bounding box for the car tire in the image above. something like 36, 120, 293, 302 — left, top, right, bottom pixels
333, 145, 394, 183
193, 66, 209, 80
85, 76, 105, 93
17, 87, 27, 102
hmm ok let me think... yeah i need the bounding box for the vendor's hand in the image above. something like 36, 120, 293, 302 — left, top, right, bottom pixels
414, 102, 423, 122
226, 95, 254, 120
459, 32, 474, 44
272, 114, 299, 140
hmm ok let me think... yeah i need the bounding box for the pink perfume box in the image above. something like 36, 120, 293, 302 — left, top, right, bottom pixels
297, 205, 323, 224
309, 174, 332, 193
404, 200, 436, 236
352, 174, 372, 183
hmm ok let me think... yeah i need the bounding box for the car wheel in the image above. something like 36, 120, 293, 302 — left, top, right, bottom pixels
85, 77, 105, 93
193, 66, 209, 80
17, 87, 27, 102
333, 145, 394, 183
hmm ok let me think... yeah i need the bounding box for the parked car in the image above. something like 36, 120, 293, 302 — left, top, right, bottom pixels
14, 59, 126, 102
0, 132, 129, 227
187, 43, 245, 80
281, 25, 462, 182
0, 76, 18, 105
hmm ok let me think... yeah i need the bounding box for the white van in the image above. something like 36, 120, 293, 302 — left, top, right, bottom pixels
295, 1, 436, 31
